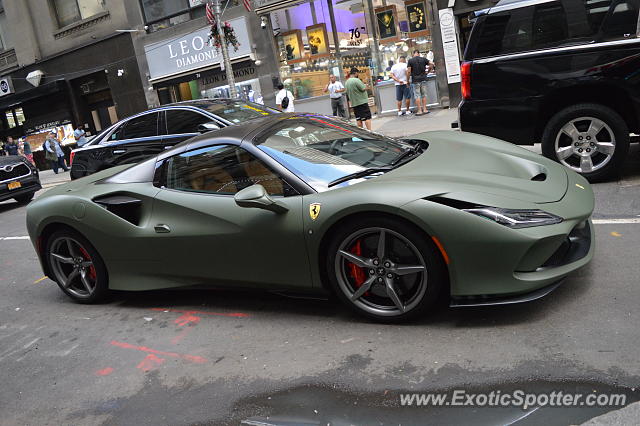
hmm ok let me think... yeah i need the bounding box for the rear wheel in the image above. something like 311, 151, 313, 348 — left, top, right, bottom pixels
326, 217, 446, 322
14, 192, 35, 204
541, 103, 629, 181
45, 229, 109, 303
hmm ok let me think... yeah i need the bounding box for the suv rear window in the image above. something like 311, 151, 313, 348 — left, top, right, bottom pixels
466, 0, 640, 59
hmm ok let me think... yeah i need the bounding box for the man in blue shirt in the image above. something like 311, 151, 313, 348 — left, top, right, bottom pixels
5, 136, 19, 155
74, 125, 88, 147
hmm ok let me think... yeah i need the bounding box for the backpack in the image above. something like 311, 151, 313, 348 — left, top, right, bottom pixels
281, 91, 290, 109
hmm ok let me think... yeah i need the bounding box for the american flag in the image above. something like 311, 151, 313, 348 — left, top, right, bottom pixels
242, 0, 252, 12
205, 1, 215, 26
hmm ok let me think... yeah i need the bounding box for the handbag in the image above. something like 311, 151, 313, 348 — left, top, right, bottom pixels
44, 140, 57, 161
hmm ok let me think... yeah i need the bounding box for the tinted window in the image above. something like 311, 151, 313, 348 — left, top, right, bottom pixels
600, 0, 640, 39
164, 145, 296, 197
469, 0, 639, 58
110, 113, 159, 141
166, 109, 213, 134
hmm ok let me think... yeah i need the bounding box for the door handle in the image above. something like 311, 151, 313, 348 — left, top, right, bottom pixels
164, 146, 173, 150
113, 149, 126, 154
154, 224, 171, 233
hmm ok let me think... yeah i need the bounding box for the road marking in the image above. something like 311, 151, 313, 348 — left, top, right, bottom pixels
110, 340, 207, 363
611, 232, 622, 237
592, 218, 640, 224
0, 236, 30, 240
34, 276, 47, 284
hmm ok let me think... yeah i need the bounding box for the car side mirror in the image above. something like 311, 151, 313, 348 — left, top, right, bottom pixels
234, 184, 289, 214
197, 122, 221, 133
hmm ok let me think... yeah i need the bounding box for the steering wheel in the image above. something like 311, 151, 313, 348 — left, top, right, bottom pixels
329, 138, 346, 155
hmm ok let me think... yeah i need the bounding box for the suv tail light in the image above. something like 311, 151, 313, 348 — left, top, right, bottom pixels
70, 151, 76, 166
461, 61, 472, 100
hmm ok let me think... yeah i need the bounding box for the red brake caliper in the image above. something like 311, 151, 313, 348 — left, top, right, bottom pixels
78, 247, 97, 280
347, 239, 367, 288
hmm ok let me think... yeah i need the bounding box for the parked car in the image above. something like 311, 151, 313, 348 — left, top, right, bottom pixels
27, 114, 593, 322
70, 99, 278, 180
458, 0, 640, 181
0, 156, 41, 205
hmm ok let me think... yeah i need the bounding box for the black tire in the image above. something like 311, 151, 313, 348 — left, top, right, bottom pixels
541, 103, 629, 182
45, 228, 109, 303
14, 192, 35, 204
325, 217, 446, 323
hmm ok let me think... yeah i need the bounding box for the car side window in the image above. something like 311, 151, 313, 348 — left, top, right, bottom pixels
163, 145, 298, 197
110, 113, 159, 141
599, 0, 640, 40
165, 109, 214, 135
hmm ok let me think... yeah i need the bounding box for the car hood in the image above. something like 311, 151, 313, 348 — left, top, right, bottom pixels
378, 131, 568, 204
0, 155, 27, 166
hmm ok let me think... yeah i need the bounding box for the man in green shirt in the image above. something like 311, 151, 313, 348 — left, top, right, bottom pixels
345, 67, 372, 130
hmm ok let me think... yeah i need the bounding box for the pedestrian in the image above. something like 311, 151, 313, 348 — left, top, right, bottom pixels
323, 74, 347, 118
345, 67, 372, 130
275, 83, 295, 112
44, 131, 69, 174
73, 125, 88, 147
20, 137, 34, 164
390, 56, 412, 116
407, 50, 433, 116
5, 136, 19, 155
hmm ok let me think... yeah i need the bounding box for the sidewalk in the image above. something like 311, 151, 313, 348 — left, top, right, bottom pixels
38, 169, 71, 189
370, 107, 459, 138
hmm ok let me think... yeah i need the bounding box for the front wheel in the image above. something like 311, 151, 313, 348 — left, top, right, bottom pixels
45, 229, 109, 303
541, 103, 629, 181
14, 192, 35, 204
326, 217, 446, 322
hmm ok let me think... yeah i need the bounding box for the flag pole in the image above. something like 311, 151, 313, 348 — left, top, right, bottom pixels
210, 0, 238, 99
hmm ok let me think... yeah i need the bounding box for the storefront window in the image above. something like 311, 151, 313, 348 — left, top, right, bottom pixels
15, 108, 25, 126
5, 110, 15, 128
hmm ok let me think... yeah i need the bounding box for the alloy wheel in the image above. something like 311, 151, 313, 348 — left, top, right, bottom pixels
334, 227, 428, 317
554, 116, 616, 174
49, 236, 97, 299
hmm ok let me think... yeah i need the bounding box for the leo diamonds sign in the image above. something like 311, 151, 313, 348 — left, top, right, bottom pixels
144, 16, 251, 81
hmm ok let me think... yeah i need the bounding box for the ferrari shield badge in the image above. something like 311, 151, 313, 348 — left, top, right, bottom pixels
309, 203, 321, 220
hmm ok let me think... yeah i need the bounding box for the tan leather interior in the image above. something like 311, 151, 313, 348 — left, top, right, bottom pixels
237, 151, 284, 196
188, 166, 237, 193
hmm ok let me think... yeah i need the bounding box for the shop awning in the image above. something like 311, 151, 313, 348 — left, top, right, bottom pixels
254, 0, 309, 15
0, 79, 67, 111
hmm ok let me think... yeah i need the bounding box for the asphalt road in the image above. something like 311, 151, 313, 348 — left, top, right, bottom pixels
1, 142, 639, 425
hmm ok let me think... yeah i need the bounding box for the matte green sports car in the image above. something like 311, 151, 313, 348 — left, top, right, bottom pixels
26, 114, 594, 322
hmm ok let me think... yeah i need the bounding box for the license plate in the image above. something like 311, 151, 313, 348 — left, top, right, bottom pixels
7, 181, 21, 190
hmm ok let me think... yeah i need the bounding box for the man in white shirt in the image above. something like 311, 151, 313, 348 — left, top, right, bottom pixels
275, 83, 295, 112
390, 56, 412, 116
323, 75, 346, 118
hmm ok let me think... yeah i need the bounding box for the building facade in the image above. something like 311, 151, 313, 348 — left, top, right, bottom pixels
0, 0, 147, 159
130, 0, 279, 109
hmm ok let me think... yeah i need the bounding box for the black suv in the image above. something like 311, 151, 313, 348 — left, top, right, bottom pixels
0, 156, 41, 205
70, 99, 278, 180
459, 0, 640, 180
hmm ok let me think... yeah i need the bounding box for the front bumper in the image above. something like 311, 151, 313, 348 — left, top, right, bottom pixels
400, 174, 594, 298
0, 177, 41, 202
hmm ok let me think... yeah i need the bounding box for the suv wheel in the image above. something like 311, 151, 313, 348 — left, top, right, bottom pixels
542, 103, 629, 181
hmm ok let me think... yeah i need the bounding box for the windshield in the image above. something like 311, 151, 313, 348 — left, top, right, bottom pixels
193, 101, 277, 124
255, 117, 412, 192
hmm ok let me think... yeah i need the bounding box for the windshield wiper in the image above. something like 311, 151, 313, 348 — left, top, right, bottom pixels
328, 167, 393, 187
392, 146, 422, 167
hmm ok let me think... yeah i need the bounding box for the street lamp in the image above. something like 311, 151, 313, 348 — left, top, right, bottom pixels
209, 0, 238, 99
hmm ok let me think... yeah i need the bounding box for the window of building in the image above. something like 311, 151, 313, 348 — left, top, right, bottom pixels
164, 145, 293, 196
141, 0, 238, 32
5, 110, 16, 128
53, 0, 105, 28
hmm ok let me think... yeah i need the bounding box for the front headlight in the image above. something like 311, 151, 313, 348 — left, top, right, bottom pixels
462, 207, 563, 228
